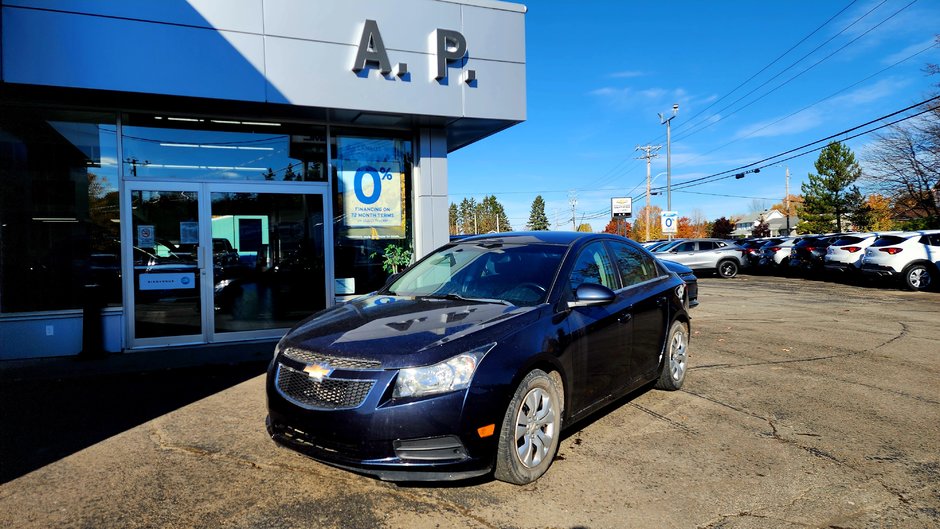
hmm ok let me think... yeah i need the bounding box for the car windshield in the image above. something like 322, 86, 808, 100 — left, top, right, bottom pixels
387, 242, 566, 307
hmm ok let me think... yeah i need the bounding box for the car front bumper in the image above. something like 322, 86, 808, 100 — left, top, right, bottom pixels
264, 357, 503, 482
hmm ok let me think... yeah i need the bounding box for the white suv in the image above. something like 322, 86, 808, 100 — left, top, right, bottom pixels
824, 232, 897, 275
860, 230, 940, 291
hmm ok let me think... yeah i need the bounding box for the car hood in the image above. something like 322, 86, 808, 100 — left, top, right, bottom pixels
279, 295, 536, 369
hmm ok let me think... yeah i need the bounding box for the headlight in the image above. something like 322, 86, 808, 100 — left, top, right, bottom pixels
394, 343, 496, 398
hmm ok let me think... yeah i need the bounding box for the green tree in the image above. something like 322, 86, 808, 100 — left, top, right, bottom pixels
526, 195, 550, 230
449, 203, 459, 235
476, 195, 512, 233
457, 197, 477, 234
799, 142, 864, 233
710, 217, 735, 238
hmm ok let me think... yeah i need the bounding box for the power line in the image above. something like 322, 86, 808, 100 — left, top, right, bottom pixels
649, 95, 940, 194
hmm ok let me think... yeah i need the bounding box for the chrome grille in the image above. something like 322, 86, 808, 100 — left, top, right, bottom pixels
276, 363, 375, 410
281, 347, 381, 369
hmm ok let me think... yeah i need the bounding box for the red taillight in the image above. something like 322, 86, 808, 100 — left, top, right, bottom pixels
843, 246, 862, 253
806, 247, 816, 252
769, 247, 781, 252
879, 248, 903, 255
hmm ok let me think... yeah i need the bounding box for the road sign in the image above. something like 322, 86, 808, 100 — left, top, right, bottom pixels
611, 197, 632, 218
661, 211, 679, 234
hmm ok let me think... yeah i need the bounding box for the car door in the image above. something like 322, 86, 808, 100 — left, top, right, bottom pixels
561, 241, 631, 415
667, 241, 698, 266
608, 241, 669, 382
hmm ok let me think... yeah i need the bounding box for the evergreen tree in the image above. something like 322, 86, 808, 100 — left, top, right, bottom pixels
449, 203, 459, 235
799, 142, 864, 233
477, 195, 512, 233
526, 195, 550, 230
457, 197, 477, 234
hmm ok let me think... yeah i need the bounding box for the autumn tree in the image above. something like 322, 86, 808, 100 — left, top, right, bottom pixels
576, 223, 593, 233
711, 217, 735, 238
603, 218, 631, 237
631, 204, 663, 241
676, 217, 695, 238
799, 142, 865, 233
852, 194, 895, 231
689, 209, 711, 238
526, 195, 550, 230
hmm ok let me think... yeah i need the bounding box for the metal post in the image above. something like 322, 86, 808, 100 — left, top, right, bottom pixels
785, 166, 791, 235
659, 104, 679, 212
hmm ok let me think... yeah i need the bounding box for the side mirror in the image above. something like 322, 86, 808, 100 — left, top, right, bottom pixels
383, 272, 401, 288
567, 283, 616, 309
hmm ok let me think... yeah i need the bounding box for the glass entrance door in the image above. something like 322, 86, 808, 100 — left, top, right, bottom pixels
123, 183, 330, 348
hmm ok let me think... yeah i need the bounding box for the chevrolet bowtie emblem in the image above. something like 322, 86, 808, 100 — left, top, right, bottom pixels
303, 363, 333, 381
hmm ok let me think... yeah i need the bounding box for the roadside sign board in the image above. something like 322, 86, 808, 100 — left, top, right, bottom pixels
611, 197, 632, 218
661, 211, 679, 234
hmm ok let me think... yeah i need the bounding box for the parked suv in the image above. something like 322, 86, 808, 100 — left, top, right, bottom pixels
860, 230, 940, 291
656, 238, 747, 278
789, 235, 838, 275
824, 233, 889, 276
757, 237, 799, 272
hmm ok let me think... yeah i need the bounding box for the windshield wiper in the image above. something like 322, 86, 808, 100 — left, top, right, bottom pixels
420, 293, 512, 306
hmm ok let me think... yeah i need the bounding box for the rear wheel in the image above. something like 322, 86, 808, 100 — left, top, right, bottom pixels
717, 259, 738, 278
656, 321, 689, 391
494, 369, 562, 485
903, 263, 934, 291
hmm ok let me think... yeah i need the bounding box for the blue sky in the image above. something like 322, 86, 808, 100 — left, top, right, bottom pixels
448, 0, 940, 232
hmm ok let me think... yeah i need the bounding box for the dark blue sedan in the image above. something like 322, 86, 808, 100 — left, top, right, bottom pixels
266, 232, 691, 484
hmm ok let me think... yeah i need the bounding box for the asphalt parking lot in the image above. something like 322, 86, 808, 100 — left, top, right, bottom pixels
0, 274, 938, 529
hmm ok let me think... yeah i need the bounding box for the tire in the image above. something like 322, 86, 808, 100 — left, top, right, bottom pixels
903, 263, 934, 291
494, 369, 562, 485
717, 259, 738, 278
655, 321, 689, 391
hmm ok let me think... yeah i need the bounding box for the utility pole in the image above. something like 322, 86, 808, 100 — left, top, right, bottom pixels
785, 165, 791, 235
659, 104, 679, 211
636, 144, 661, 241
568, 192, 577, 231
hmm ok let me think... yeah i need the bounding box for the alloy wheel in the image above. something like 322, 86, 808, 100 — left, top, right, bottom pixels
669, 328, 687, 382
514, 388, 556, 468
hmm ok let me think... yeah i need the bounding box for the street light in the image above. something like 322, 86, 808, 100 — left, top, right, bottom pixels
645, 171, 667, 241
659, 103, 679, 212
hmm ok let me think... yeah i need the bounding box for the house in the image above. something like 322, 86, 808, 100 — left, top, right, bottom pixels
732, 209, 799, 238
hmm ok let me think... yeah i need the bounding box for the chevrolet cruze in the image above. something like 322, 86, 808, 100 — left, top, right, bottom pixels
266, 232, 691, 484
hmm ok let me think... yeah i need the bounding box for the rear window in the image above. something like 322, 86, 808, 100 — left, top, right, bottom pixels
831, 236, 866, 246
871, 235, 908, 247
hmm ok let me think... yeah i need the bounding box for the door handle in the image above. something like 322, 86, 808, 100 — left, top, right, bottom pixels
618, 312, 633, 324
656, 296, 666, 307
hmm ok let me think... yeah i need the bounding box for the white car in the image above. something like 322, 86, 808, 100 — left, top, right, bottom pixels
824, 232, 893, 274
860, 230, 940, 291
757, 237, 799, 270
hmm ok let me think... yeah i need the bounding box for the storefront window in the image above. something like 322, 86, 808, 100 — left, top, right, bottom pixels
331, 132, 413, 296
0, 108, 120, 312
122, 114, 327, 182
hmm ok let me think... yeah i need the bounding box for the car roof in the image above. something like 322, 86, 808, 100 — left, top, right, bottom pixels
452, 231, 635, 246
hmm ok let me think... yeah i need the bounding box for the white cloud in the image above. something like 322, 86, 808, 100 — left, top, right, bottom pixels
881, 37, 940, 65
608, 70, 646, 79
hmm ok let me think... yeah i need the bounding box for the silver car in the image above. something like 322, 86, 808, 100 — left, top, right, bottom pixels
656, 238, 747, 278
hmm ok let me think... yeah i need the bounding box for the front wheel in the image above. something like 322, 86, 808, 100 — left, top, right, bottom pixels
656, 321, 689, 391
717, 259, 739, 278
494, 369, 562, 485
904, 263, 934, 291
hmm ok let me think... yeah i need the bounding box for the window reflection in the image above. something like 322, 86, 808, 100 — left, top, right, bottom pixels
0, 108, 120, 312
122, 114, 327, 182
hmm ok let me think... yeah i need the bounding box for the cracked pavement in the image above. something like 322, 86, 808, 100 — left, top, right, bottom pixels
0, 274, 937, 528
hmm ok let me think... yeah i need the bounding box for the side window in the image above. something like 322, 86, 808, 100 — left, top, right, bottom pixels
611, 242, 658, 288
568, 242, 617, 292
675, 242, 696, 252
699, 241, 717, 250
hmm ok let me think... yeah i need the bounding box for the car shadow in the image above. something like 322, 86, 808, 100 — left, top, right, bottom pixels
0, 359, 268, 483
